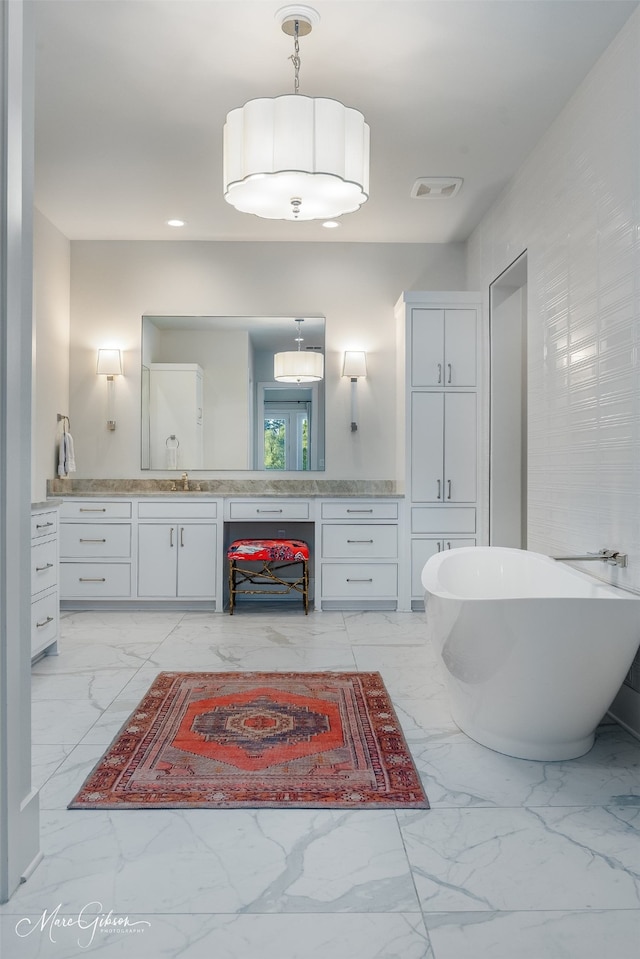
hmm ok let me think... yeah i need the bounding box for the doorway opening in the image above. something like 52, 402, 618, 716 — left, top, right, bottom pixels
489, 251, 528, 548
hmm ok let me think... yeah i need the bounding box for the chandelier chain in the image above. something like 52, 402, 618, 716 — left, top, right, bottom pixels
289, 19, 301, 94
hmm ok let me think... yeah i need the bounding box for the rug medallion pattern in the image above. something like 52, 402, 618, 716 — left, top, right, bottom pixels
69, 671, 429, 809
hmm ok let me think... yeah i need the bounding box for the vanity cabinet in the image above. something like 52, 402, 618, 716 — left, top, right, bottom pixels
137, 521, 216, 598
396, 292, 485, 609
319, 500, 400, 609
31, 504, 59, 660
60, 500, 133, 599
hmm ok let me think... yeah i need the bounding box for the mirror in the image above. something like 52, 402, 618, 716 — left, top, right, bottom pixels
141, 315, 325, 471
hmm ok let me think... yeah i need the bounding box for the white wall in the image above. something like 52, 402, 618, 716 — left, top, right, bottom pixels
68, 240, 465, 479
467, 7, 640, 732
33, 210, 70, 501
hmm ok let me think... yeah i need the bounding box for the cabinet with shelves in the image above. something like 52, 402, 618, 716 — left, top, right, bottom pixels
31, 505, 59, 660
396, 292, 485, 610
319, 500, 400, 610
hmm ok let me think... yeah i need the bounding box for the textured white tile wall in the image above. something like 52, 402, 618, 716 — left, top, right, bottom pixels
467, 8, 640, 600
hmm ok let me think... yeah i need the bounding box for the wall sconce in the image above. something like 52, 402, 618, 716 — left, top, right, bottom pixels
96, 348, 123, 430
342, 351, 367, 432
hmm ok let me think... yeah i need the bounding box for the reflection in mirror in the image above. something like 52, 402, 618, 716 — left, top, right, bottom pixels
141, 315, 325, 471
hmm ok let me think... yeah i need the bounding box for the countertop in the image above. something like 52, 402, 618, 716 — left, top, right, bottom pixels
47, 479, 402, 498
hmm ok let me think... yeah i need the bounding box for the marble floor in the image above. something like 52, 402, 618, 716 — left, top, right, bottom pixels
1, 608, 639, 958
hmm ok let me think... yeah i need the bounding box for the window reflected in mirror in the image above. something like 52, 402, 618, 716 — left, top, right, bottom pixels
141, 315, 325, 471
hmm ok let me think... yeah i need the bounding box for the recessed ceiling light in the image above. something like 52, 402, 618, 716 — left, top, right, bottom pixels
322, 220, 341, 229
166, 219, 185, 227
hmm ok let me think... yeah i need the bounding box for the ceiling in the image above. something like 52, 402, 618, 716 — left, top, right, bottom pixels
33, 0, 640, 244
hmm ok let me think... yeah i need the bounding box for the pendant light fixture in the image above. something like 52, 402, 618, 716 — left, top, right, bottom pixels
274, 318, 324, 382
223, 5, 370, 221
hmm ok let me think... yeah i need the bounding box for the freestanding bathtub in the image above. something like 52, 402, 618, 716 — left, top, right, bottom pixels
422, 546, 640, 760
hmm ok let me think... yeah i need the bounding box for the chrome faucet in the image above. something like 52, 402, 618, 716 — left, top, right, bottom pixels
553, 549, 628, 568
181, 472, 189, 491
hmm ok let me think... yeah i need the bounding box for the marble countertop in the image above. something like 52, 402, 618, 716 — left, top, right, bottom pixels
47, 478, 402, 498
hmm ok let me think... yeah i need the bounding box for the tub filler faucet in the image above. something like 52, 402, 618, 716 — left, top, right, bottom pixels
553, 549, 628, 568
181, 472, 189, 491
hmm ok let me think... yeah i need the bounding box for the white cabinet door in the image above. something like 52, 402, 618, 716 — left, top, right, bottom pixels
411, 309, 445, 386
411, 308, 476, 387
411, 392, 444, 502
444, 392, 477, 502
138, 524, 177, 597
444, 309, 476, 386
411, 392, 476, 503
176, 525, 216, 598
411, 539, 444, 598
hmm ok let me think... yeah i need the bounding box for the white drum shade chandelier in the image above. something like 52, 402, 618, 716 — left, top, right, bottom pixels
223, 5, 370, 222
274, 318, 324, 382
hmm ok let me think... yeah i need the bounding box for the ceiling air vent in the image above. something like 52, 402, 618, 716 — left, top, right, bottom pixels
410, 177, 463, 199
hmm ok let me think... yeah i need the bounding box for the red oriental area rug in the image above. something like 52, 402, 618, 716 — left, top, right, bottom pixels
68, 671, 429, 809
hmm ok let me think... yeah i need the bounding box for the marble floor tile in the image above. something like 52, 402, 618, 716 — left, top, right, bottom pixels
147, 640, 357, 671
31, 639, 165, 672
423, 909, 640, 959
60, 610, 186, 630
1, 809, 419, 917
32, 700, 104, 745
351, 644, 438, 672
37, 744, 110, 810
30, 667, 137, 706
399, 805, 640, 911
165, 617, 351, 647
0, 912, 433, 959
410, 724, 640, 808
31, 745, 74, 793
344, 611, 428, 644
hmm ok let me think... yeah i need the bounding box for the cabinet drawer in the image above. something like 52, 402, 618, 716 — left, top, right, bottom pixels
321, 564, 397, 598
322, 525, 398, 559
61, 562, 132, 598
31, 591, 58, 652
61, 523, 131, 558
228, 501, 309, 520
60, 500, 132, 519
31, 540, 57, 595
138, 501, 218, 520
31, 511, 57, 538
411, 507, 476, 534
321, 501, 398, 520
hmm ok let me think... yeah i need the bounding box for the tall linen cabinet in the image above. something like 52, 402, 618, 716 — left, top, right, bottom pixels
396, 292, 486, 609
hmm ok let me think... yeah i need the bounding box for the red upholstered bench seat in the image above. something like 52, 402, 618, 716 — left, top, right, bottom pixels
227, 539, 310, 562
227, 539, 310, 614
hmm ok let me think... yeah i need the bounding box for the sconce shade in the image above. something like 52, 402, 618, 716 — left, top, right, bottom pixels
342, 350, 367, 378
223, 95, 370, 221
274, 350, 324, 383
96, 349, 123, 376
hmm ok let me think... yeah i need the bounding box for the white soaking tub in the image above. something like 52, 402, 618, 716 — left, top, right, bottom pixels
422, 546, 640, 760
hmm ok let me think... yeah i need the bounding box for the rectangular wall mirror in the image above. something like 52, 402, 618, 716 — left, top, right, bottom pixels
141, 315, 326, 471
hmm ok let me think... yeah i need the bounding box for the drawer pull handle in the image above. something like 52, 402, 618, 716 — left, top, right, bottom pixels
79, 577, 106, 583
79, 538, 106, 543
437, 362, 442, 384
36, 521, 54, 528
437, 479, 441, 500
346, 509, 373, 513
346, 578, 374, 583
35, 562, 54, 571
447, 479, 452, 500
347, 539, 374, 544
447, 363, 452, 384
79, 508, 107, 512
36, 615, 54, 628
180, 527, 184, 547
170, 527, 174, 547
256, 509, 283, 513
